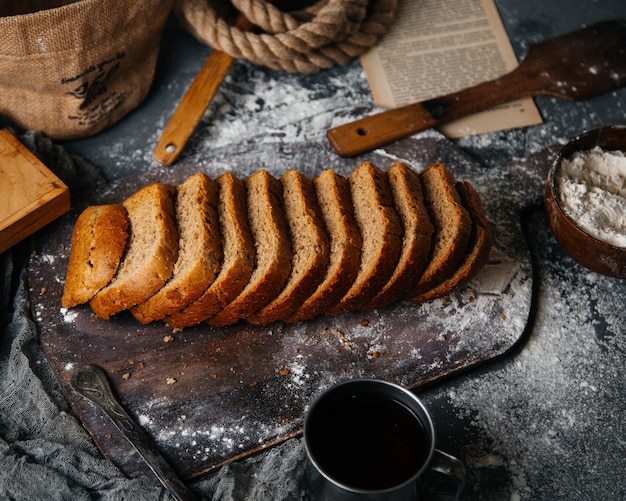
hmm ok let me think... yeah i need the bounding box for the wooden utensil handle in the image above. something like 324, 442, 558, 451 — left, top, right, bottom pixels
153, 51, 237, 165
326, 102, 439, 158
326, 67, 536, 157
154, 15, 253, 165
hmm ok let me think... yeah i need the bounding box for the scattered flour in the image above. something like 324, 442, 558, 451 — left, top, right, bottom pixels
59, 307, 79, 323
555, 146, 626, 247
138, 414, 152, 427
432, 211, 626, 500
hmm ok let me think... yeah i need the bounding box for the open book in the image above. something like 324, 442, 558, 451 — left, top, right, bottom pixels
360, 0, 542, 138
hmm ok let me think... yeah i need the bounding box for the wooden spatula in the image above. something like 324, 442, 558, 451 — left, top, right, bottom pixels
327, 20, 626, 157
154, 15, 254, 165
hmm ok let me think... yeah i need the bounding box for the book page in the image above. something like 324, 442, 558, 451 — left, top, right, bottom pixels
360, 0, 542, 138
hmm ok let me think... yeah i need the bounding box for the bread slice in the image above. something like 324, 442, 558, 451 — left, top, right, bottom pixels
288, 170, 362, 322
165, 172, 255, 329
61, 204, 129, 308
410, 163, 472, 296
130, 173, 222, 324
365, 162, 434, 310
247, 170, 330, 325
89, 182, 178, 319
412, 181, 493, 302
208, 170, 292, 327
328, 161, 403, 315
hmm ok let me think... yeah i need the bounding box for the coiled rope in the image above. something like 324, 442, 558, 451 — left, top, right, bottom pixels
174, 0, 398, 73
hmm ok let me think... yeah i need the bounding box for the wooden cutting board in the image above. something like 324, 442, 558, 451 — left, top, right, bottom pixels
0, 129, 70, 254
29, 133, 550, 481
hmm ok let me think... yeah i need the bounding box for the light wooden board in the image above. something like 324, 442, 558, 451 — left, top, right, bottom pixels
0, 129, 70, 253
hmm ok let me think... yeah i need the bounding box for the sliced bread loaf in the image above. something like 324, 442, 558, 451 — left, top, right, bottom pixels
248, 170, 330, 325
89, 182, 178, 319
208, 170, 292, 327
412, 181, 493, 302
328, 161, 403, 315
410, 163, 472, 296
61, 204, 129, 308
288, 169, 362, 322
365, 162, 434, 310
165, 172, 255, 329
130, 173, 222, 324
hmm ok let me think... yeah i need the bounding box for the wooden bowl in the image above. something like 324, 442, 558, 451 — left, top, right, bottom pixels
545, 125, 626, 278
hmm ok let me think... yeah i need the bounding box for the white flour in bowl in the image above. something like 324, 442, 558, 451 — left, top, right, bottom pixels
555, 146, 626, 247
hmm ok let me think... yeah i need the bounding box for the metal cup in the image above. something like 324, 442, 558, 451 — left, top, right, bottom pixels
304, 379, 465, 500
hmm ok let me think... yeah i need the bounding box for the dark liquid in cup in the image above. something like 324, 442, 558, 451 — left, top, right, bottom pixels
307, 393, 430, 491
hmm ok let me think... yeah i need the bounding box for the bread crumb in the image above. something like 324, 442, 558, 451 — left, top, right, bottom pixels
122, 372, 130, 380
360, 319, 369, 327
163, 335, 174, 343
279, 368, 289, 376
166, 377, 177, 385
326, 327, 353, 351
249, 381, 258, 387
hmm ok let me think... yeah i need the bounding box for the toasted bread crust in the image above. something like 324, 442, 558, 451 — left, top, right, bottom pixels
61, 204, 129, 308
89, 183, 178, 319
411, 163, 472, 295
365, 163, 434, 310
329, 162, 403, 315
131, 173, 222, 324
67, 162, 490, 325
166, 173, 255, 329
288, 170, 362, 322
208, 170, 292, 327
412, 182, 493, 302
248, 170, 330, 325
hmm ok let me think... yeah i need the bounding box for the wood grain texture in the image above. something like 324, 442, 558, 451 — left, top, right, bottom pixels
327, 20, 626, 156
154, 15, 255, 165
29, 135, 542, 481
0, 129, 69, 253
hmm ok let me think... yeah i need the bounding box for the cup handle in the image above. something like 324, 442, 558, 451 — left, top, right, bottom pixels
427, 449, 466, 500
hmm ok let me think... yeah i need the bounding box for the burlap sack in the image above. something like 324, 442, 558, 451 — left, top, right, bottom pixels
0, 0, 173, 140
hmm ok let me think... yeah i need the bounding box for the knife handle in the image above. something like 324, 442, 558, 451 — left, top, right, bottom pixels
326, 66, 534, 157
326, 101, 440, 157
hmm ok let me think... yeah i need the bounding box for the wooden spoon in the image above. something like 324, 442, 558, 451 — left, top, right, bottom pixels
327, 20, 626, 157
154, 15, 254, 165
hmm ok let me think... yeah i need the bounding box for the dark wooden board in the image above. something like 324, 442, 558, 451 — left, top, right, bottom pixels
29, 133, 551, 481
